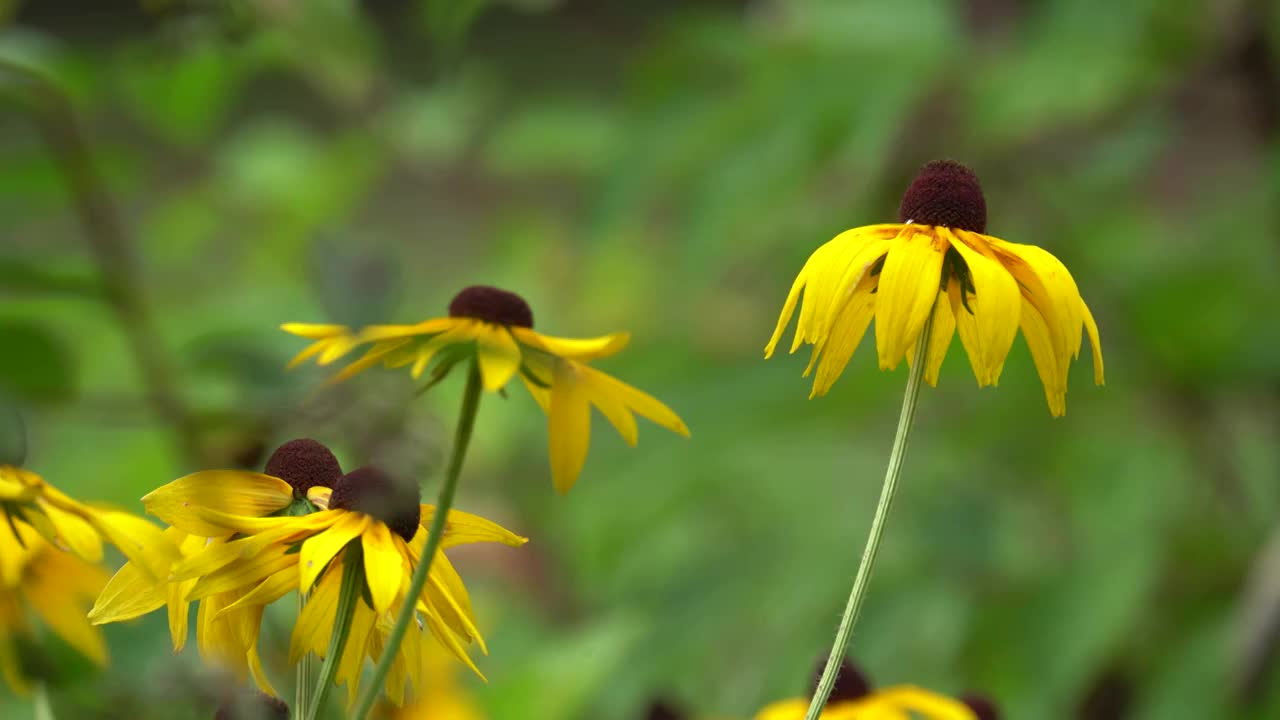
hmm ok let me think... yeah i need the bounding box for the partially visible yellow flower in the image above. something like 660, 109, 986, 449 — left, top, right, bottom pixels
149, 463, 526, 707
754, 659, 995, 720
90, 439, 347, 695
0, 522, 109, 693
765, 160, 1103, 416
0, 464, 175, 578
283, 284, 690, 493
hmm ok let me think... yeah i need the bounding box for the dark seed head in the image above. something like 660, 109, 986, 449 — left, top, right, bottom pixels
960, 694, 1000, 720
264, 439, 343, 499
214, 692, 290, 720
812, 656, 872, 703
448, 285, 534, 328
645, 700, 684, 720
328, 466, 421, 542
897, 160, 987, 233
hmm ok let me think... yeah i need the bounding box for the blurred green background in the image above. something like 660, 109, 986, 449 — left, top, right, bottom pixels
2, 1, 1280, 718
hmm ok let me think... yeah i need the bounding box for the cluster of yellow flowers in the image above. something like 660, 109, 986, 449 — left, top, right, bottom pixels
0, 161, 1103, 719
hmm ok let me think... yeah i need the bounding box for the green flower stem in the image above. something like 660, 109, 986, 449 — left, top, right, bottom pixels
804, 313, 934, 720
351, 360, 483, 720
295, 592, 313, 719
34, 683, 55, 720
306, 544, 364, 720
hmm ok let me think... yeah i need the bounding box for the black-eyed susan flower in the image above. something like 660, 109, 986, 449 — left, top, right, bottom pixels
765, 160, 1103, 415
89, 438, 347, 695
0, 464, 175, 579
155, 464, 525, 708
754, 659, 995, 720
283, 285, 690, 493
0, 523, 109, 693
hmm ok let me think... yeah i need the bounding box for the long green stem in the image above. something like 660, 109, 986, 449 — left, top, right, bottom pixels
33, 683, 55, 720
296, 592, 313, 718
306, 545, 364, 720
351, 360, 483, 719
804, 314, 934, 720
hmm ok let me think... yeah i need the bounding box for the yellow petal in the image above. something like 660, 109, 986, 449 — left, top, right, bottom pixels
511, 328, 631, 362
872, 686, 976, 720
874, 231, 947, 370
580, 364, 689, 437
23, 558, 108, 665
474, 325, 522, 391
418, 506, 528, 550
299, 513, 368, 593
87, 508, 178, 580
1019, 296, 1067, 416
307, 486, 332, 510
945, 229, 1021, 386
188, 548, 296, 601
753, 698, 809, 720
219, 563, 299, 615
586, 382, 638, 446
89, 560, 166, 624
905, 288, 958, 388
985, 235, 1084, 360
290, 566, 339, 663
1082, 301, 1105, 385
281, 323, 349, 340
329, 339, 413, 384
786, 229, 897, 355
142, 471, 293, 537
354, 318, 456, 344
41, 502, 103, 563
337, 602, 377, 707
810, 271, 877, 397
168, 578, 195, 652
361, 522, 403, 615
548, 360, 591, 494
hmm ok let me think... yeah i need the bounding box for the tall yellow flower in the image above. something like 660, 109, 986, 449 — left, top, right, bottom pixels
0, 464, 175, 578
0, 523, 109, 694
754, 659, 996, 720
765, 160, 1103, 415
148, 462, 525, 707
89, 438, 348, 695
283, 285, 690, 493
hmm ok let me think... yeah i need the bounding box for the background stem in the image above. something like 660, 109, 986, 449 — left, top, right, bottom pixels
804, 313, 934, 720
350, 359, 484, 719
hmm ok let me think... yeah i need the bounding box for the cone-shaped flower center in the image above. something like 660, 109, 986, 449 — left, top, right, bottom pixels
897, 160, 987, 233
328, 466, 421, 542
813, 657, 872, 703
646, 701, 683, 720
264, 438, 343, 499
961, 695, 1000, 720
448, 285, 534, 328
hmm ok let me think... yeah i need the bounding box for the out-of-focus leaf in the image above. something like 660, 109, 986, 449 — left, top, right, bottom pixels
0, 321, 76, 405
0, 257, 103, 298
113, 42, 244, 147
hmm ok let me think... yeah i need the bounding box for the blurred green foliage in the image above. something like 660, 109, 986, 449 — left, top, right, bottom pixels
1, 1, 1280, 719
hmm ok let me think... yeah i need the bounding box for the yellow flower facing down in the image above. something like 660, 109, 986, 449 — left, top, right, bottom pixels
0, 464, 175, 579
147, 462, 526, 707
0, 523, 110, 694
89, 439, 349, 695
283, 284, 690, 493
754, 659, 997, 720
765, 161, 1103, 415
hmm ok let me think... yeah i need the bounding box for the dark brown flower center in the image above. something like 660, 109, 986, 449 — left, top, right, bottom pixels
214, 692, 289, 720
961, 695, 1000, 720
812, 656, 872, 703
328, 466, 421, 542
264, 438, 343, 499
645, 700, 684, 720
448, 285, 534, 328
897, 160, 987, 233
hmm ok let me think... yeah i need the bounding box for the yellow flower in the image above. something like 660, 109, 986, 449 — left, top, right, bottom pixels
283, 284, 690, 493
0, 464, 175, 579
754, 660, 996, 720
0, 524, 110, 694
89, 439, 348, 695
765, 161, 1103, 416
150, 463, 526, 707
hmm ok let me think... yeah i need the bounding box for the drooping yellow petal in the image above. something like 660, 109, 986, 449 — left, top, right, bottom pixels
299, 514, 368, 593
187, 548, 296, 601
474, 325, 522, 391
548, 360, 591, 494
586, 383, 638, 446
1082, 301, 1105, 385
781, 229, 897, 356
905, 288, 958, 388
580, 364, 689, 437
291, 566, 339, 663
281, 323, 349, 340
985, 235, 1084, 360
945, 228, 1021, 386
810, 271, 877, 397
329, 338, 413, 384
168, 578, 195, 652
361, 522, 403, 615
89, 560, 166, 624
1018, 296, 1067, 416
87, 508, 178, 580
337, 602, 377, 707
142, 471, 293, 536
874, 231, 947, 370
219, 563, 299, 615
41, 502, 103, 562
511, 328, 631, 361
23, 549, 109, 665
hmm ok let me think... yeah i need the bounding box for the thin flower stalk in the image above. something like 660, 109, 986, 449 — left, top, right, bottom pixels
306, 543, 364, 720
